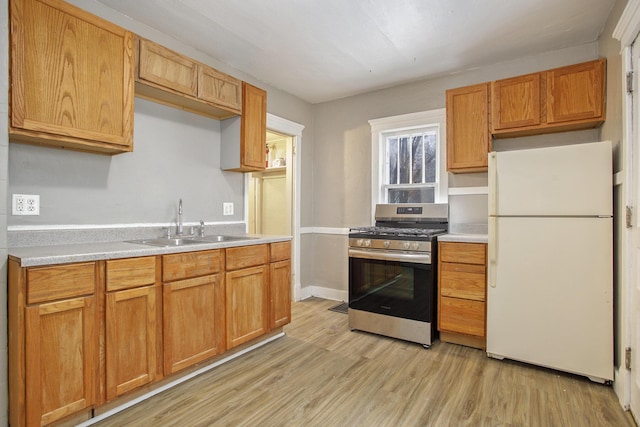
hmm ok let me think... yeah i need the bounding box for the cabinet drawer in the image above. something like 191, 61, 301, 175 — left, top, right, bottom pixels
439, 296, 485, 337
27, 262, 96, 304
439, 242, 486, 265
162, 250, 222, 282
226, 244, 268, 271
106, 256, 157, 291
440, 263, 486, 301
270, 241, 291, 262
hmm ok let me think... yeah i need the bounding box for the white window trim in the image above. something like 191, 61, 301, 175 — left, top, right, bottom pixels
369, 109, 448, 223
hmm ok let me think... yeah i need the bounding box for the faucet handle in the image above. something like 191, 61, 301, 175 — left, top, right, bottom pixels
165, 227, 172, 239
199, 220, 205, 237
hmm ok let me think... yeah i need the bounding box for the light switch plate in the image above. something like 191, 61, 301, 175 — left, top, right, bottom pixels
223, 202, 234, 216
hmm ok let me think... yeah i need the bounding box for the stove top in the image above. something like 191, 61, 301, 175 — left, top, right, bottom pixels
349, 226, 447, 239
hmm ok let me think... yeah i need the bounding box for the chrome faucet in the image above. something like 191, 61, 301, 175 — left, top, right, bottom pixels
177, 199, 184, 236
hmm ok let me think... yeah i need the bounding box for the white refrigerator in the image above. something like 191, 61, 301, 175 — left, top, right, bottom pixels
487, 140, 613, 383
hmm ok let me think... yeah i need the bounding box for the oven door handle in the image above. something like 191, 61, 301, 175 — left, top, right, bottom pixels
348, 248, 431, 264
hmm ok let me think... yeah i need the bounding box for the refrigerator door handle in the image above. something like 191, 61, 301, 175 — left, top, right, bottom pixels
489, 152, 497, 216
488, 216, 497, 288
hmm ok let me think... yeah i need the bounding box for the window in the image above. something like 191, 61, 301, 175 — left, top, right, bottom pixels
369, 109, 447, 212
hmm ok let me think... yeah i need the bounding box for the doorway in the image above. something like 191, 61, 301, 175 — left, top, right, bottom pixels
248, 131, 293, 236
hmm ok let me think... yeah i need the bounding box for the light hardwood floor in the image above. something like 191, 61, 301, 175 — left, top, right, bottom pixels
94, 297, 634, 426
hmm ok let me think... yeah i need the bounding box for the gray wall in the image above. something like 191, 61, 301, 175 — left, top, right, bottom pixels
308, 42, 602, 296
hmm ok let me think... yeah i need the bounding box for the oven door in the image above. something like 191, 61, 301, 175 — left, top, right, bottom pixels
348, 249, 435, 322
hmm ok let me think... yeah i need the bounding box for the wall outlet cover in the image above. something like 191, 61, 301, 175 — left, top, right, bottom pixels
12, 194, 40, 215
223, 202, 234, 216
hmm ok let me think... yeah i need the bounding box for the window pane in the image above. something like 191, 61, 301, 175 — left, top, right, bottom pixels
425, 132, 437, 183
399, 137, 410, 184
388, 187, 434, 203
412, 135, 423, 184
387, 137, 398, 184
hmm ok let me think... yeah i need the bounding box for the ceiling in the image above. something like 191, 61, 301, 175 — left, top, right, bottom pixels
97, 0, 616, 104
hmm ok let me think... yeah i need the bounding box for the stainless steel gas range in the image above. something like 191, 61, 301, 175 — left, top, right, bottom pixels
348, 203, 448, 348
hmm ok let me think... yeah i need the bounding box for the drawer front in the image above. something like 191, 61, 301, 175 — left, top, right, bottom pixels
106, 256, 157, 291
440, 263, 486, 301
27, 262, 96, 304
270, 241, 291, 262
439, 242, 486, 265
439, 296, 485, 337
162, 250, 222, 282
226, 244, 268, 271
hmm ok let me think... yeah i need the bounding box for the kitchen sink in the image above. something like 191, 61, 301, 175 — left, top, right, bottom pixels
126, 235, 257, 247
126, 237, 207, 247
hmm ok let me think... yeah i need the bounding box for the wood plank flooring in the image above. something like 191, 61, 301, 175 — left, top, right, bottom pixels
94, 297, 634, 426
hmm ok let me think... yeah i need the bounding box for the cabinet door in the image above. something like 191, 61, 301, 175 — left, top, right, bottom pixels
163, 274, 225, 374
439, 296, 485, 337
546, 59, 606, 124
491, 73, 541, 131
198, 65, 242, 113
270, 260, 291, 328
10, 0, 134, 153
226, 265, 269, 348
106, 286, 157, 400
446, 83, 490, 173
137, 38, 198, 96
241, 82, 268, 170
25, 296, 97, 426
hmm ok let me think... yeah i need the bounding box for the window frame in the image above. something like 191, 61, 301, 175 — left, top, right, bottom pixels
369, 109, 448, 221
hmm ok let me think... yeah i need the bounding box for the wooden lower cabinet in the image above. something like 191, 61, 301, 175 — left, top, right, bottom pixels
226, 266, 269, 348
437, 242, 487, 349
163, 274, 226, 374
105, 257, 159, 401
269, 241, 292, 329
9, 260, 99, 427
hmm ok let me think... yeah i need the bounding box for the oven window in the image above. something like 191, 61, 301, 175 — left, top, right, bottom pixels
349, 256, 434, 321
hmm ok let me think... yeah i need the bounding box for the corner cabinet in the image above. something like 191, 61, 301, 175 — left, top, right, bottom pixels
445, 83, 491, 173
437, 242, 487, 350
9, 260, 99, 427
9, 0, 135, 154
221, 82, 268, 172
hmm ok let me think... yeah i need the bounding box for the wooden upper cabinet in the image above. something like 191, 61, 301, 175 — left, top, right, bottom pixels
491, 58, 606, 138
135, 37, 241, 119
241, 82, 268, 170
10, 0, 135, 154
446, 83, 491, 173
547, 59, 605, 125
491, 73, 541, 131
137, 38, 198, 96
198, 65, 242, 112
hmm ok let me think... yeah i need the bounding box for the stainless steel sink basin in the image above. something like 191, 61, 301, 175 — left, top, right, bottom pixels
126, 237, 207, 247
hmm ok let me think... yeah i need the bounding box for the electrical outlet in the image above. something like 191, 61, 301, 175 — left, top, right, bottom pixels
223, 202, 234, 216
12, 194, 40, 215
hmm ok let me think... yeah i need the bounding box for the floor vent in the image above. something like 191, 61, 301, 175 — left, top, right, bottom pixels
328, 302, 348, 314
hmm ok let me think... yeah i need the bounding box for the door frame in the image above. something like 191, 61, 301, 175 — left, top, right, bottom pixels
614, 1, 640, 414
245, 114, 304, 302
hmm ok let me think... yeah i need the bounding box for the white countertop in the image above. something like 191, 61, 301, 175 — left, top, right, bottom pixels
9, 235, 291, 267
438, 233, 488, 244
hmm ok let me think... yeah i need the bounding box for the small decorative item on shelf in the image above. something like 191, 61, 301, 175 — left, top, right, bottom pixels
265, 144, 269, 168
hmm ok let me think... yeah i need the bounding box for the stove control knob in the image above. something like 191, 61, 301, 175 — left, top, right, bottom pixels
357, 239, 364, 247
383, 241, 390, 248
412, 242, 420, 250
403, 242, 411, 250
364, 240, 372, 247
